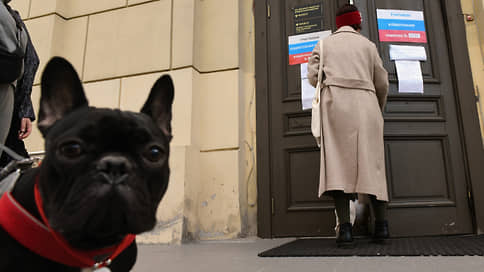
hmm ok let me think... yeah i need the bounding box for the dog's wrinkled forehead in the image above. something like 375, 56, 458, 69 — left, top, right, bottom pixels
46, 107, 167, 146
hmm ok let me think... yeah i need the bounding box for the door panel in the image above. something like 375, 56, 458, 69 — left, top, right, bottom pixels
269, 0, 343, 237
386, 139, 454, 203
267, 0, 473, 237
357, 0, 473, 236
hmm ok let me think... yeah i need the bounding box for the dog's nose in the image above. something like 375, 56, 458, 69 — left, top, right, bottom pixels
97, 155, 132, 185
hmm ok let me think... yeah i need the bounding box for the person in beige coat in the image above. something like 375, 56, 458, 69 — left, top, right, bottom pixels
307, 4, 389, 247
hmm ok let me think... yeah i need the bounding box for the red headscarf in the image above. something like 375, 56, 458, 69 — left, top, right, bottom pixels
336, 11, 362, 29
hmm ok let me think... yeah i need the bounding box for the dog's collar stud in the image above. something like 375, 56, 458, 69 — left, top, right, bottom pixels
83, 265, 111, 272
91, 259, 112, 272
94, 258, 112, 269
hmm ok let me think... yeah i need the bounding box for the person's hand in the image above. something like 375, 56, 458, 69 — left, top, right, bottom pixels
18, 118, 32, 140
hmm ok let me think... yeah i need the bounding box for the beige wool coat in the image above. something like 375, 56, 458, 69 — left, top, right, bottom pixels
307, 26, 389, 201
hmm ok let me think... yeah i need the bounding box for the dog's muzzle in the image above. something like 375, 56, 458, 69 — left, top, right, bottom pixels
96, 155, 132, 185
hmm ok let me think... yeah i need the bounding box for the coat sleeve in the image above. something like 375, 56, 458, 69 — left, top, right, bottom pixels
373, 45, 389, 111
307, 40, 321, 88
15, 16, 40, 121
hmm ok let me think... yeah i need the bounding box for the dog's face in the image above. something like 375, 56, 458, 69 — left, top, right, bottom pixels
36, 57, 174, 249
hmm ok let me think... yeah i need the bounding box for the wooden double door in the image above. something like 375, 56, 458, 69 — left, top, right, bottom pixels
256, 0, 478, 237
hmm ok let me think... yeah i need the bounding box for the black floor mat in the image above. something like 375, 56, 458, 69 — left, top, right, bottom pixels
258, 235, 484, 257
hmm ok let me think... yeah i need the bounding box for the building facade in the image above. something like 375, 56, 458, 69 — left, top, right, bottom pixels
9, 0, 484, 243
462, 0, 484, 145
12, 0, 257, 244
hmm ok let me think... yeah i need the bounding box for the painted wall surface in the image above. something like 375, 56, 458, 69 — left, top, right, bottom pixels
9, 0, 257, 244
462, 0, 484, 146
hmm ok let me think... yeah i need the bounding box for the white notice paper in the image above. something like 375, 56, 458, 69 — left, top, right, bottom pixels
389, 45, 427, 61
395, 60, 424, 93
300, 63, 315, 110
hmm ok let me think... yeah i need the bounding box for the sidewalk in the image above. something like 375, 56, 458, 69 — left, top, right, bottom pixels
133, 238, 484, 272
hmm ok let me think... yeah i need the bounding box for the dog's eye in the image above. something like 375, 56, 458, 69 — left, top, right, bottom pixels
60, 142, 83, 158
144, 146, 164, 162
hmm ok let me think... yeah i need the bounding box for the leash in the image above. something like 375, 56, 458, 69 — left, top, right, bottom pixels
0, 142, 25, 161
0, 142, 37, 181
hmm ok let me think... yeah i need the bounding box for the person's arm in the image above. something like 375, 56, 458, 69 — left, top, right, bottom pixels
373, 45, 389, 111
15, 19, 40, 139
307, 40, 321, 88
16, 76, 36, 140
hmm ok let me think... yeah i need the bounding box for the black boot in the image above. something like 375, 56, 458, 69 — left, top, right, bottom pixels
373, 220, 389, 243
336, 222, 354, 248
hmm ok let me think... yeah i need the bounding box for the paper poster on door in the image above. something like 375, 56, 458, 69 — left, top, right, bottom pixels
377, 9, 427, 43
389, 44, 427, 61
390, 45, 427, 93
288, 30, 331, 65
395, 61, 424, 93
300, 63, 314, 110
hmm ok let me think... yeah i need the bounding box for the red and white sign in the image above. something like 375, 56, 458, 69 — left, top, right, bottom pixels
288, 31, 331, 65
377, 9, 427, 43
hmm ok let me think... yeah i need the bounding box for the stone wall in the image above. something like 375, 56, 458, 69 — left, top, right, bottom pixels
10, 0, 256, 244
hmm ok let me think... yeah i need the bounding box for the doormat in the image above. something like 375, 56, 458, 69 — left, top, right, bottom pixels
258, 235, 484, 257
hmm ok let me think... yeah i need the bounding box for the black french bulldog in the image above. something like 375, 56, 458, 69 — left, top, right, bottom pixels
0, 57, 174, 271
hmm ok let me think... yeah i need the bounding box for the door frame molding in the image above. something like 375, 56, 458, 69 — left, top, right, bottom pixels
443, 0, 484, 233
254, 0, 272, 238
255, 0, 484, 238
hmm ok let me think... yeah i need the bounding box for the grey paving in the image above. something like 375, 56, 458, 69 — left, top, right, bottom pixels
133, 238, 484, 272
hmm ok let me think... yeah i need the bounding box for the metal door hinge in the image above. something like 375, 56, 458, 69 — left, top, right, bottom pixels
466, 188, 476, 220
468, 189, 474, 208
267, 3, 271, 19
475, 85, 480, 102
271, 197, 275, 215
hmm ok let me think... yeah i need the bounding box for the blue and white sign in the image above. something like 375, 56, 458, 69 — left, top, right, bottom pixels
288, 30, 331, 65
376, 9, 427, 43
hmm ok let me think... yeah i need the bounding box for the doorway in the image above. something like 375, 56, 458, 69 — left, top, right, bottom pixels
255, 0, 484, 238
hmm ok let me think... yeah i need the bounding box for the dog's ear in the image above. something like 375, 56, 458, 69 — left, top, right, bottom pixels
38, 57, 88, 136
141, 75, 174, 138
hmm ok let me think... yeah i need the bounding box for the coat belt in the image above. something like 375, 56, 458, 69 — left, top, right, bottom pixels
324, 77, 375, 92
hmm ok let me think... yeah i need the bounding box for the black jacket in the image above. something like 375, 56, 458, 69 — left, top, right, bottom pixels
0, 8, 39, 167
10, 8, 39, 121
